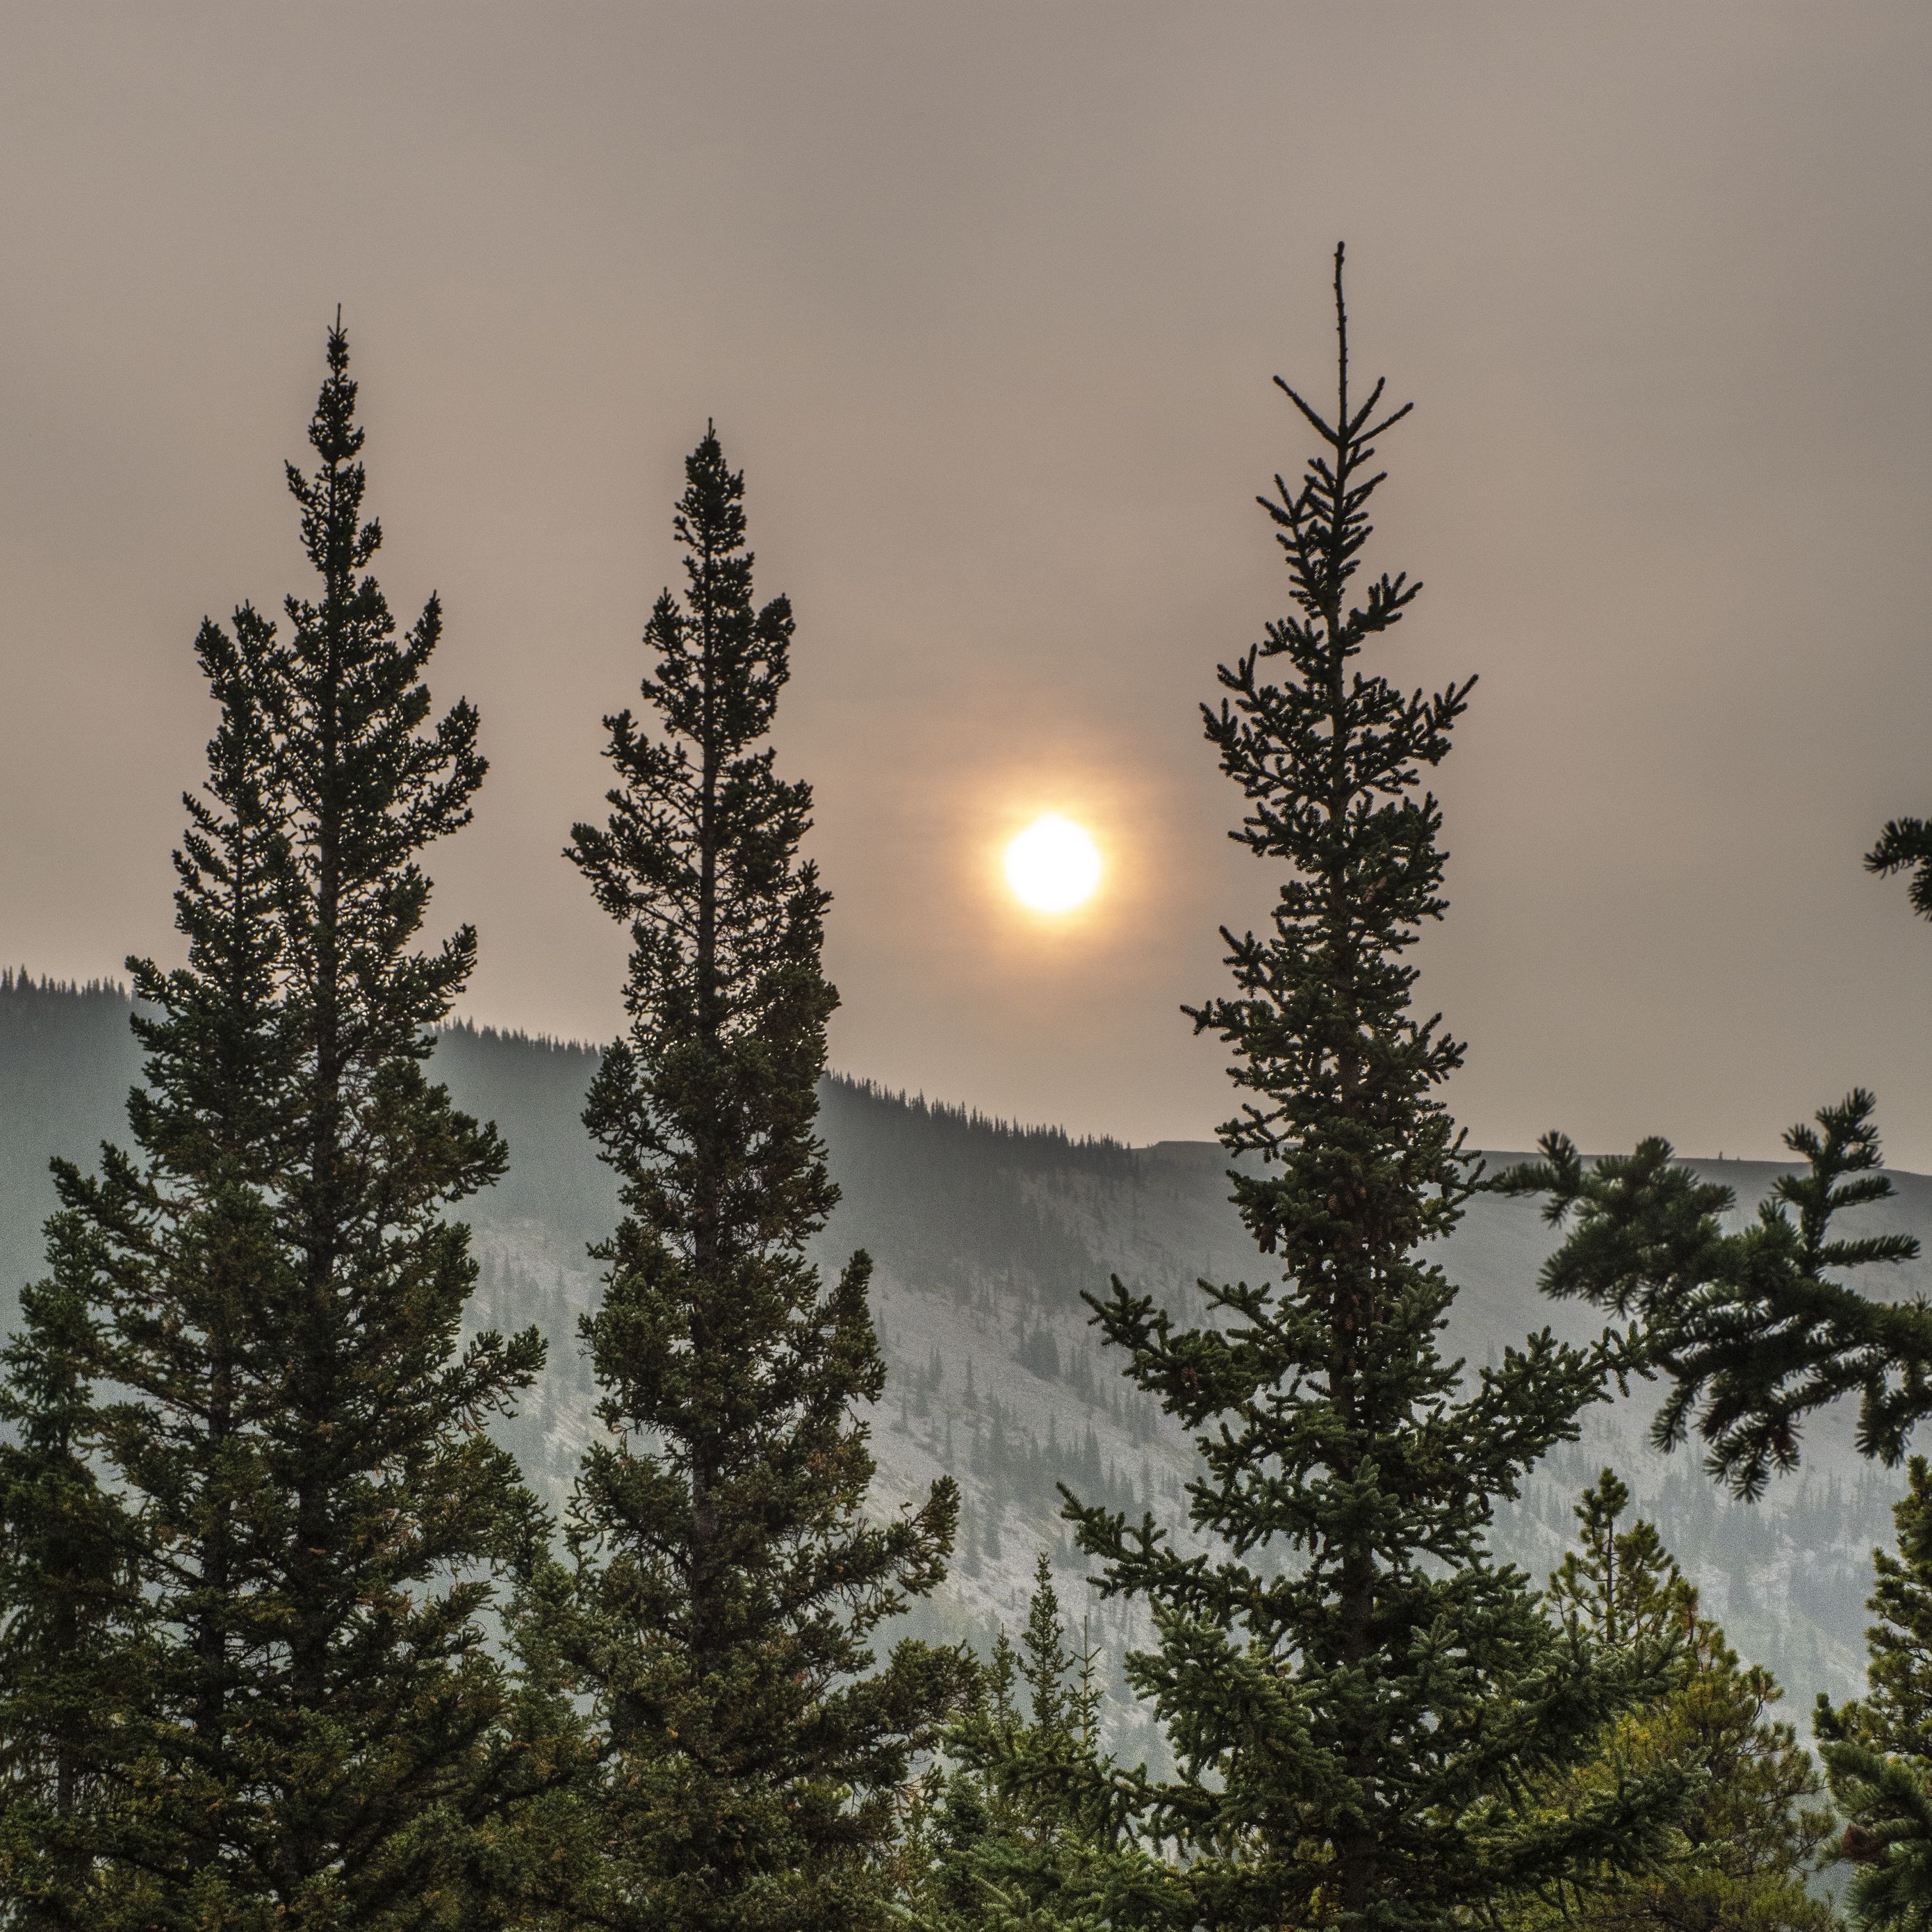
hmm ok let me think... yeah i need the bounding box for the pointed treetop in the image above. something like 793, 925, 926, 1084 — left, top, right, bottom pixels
309, 311, 364, 469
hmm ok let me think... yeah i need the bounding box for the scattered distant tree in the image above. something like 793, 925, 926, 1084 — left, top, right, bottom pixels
1065, 247, 1688, 1932
1493, 1091, 1924, 1499
543, 429, 970, 1932
0, 320, 545, 1927
1817, 1456, 1932, 1931
1507, 1471, 1837, 1932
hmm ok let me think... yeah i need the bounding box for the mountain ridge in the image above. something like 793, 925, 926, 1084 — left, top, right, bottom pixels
2, 972, 1922, 1747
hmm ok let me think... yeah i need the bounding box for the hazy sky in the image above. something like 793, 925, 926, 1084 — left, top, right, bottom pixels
3, 3, 1931, 1163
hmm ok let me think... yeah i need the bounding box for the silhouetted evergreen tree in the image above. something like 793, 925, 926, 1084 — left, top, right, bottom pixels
1067, 249, 1686, 1932
546, 430, 969, 1932
0, 322, 543, 1928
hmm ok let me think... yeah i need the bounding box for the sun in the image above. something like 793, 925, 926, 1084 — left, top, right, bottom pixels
1004, 814, 1102, 914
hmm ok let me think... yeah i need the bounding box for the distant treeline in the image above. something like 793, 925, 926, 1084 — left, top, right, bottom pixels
824, 1074, 1132, 1165
0, 980, 1140, 1330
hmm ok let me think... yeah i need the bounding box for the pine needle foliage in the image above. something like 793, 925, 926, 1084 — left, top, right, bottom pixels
1486, 746, 1932, 1500
1066, 248, 1686, 1932
550, 430, 970, 1932
1869, 819, 1932, 924
1493, 1090, 1926, 1499
0, 322, 544, 1929
1507, 1472, 1837, 1932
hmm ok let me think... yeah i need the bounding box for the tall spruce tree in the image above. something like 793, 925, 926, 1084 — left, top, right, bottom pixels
1065, 249, 1686, 1932
549, 430, 969, 1932
0, 322, 543, 1929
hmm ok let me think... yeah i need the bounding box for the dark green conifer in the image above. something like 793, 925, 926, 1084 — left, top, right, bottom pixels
1066, 249, 1685, 1932
550, 430, 969, 1932
0, 321, 543, 1927
1482, 693, 1932, 1932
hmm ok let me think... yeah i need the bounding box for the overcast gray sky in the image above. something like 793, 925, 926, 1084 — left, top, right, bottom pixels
3, 2, 1930, 1163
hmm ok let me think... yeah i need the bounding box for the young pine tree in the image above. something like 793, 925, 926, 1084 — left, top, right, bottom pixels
1510, 1472, 1837, 1932
0, 322, 544, 1928
1067, 249, 1687, 1932
1817, 1457, 1932, 1930
550, 430, 969, 1932
896, 1554, 1170, 1932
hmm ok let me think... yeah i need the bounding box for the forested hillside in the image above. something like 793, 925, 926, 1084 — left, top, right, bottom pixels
3, 970, 1922, 1746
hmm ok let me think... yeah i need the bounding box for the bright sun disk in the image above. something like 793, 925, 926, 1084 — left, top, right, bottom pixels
1004, 814, 1102, 914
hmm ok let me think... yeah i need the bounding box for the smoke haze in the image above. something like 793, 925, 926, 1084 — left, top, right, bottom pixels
2, 2, 1929, 1156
